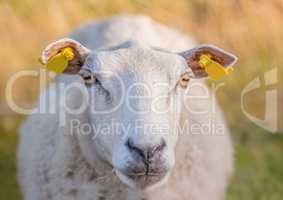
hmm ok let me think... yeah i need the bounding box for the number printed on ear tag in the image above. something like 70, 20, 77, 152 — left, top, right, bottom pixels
45, 47, 74, 75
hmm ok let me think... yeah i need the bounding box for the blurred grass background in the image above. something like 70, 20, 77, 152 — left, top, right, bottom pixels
0, 0, 282, 199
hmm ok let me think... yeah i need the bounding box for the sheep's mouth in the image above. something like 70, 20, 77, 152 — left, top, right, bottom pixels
115, 169, 168, 189
126, 171, 166, 180
128, 172, 167, 188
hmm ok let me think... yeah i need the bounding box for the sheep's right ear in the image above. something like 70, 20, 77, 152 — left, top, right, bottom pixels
39, 38, 91, 74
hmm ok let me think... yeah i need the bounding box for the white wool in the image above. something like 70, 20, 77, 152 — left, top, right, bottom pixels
18, 15, 233, 200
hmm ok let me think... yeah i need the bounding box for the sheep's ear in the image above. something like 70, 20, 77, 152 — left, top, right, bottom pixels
39, 38, 91, 74
180, 44, 238, 78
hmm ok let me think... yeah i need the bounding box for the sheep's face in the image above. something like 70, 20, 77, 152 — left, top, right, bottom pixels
40, 39, 237, 189
85, 47, 187, 189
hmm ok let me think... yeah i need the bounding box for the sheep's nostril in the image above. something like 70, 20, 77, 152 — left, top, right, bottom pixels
126, 139, 146, 160
125, 139, 166, 162
151, 139, 166, 155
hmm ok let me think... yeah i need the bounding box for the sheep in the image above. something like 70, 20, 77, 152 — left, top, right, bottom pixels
18, 15, 237, 200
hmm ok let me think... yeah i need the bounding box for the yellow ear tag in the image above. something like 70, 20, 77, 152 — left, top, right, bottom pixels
198, 54, 234, 81
45, 47, 75, 75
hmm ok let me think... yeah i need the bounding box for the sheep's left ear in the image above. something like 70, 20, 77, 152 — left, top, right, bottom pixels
39, 38, 91, 74
180, 45, 238, 78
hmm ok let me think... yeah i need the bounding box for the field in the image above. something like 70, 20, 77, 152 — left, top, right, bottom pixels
0, 0, 282, 199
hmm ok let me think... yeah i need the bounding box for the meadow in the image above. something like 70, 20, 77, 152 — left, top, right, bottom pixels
0, 0, 282, 199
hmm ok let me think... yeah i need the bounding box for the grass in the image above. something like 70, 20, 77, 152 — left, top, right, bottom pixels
228, 126, 283, 200
0, 117, 22, 200
0, 0, 282, 199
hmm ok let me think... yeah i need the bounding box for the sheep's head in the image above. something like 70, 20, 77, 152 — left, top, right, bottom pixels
40, 38, 237, 189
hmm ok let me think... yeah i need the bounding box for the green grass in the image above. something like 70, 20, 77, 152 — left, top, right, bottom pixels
227, 126, 283, 200
0, 118, 22, 200
0, 117, 282, 200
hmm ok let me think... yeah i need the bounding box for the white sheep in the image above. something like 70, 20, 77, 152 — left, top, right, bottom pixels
18, 15, 237, 200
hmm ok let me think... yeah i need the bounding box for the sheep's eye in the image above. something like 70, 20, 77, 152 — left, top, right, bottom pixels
179, 74, 190, 88
79, 69, 96, 86
83, 74, 96, 85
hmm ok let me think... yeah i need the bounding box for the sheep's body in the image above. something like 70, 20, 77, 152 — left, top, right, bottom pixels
18, 15, 233, 200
